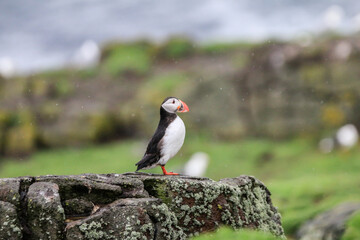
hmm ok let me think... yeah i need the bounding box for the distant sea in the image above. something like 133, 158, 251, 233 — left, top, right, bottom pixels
0, 0, 359, 73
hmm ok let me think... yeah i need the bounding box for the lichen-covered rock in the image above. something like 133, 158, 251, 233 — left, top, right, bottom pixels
296, 202, 360, 240
27, 182, 65, 239
66, 198, 186, 240
0, 179, 21, 208
126, 173, 284, 237
0, 201, 22, 240
0, 173, 284, 239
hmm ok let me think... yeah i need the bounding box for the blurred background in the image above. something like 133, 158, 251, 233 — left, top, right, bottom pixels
1, 0, 360, 239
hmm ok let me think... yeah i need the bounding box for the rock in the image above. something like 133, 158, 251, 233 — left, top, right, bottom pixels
127, 173, 284, 237
34, 175, 124, 204
26, 182, 65, 240
0, 201, 22, 240
0, 179, 21, 208
66, 198, 185, 240
63, 198, 94, 217
81, 173, 149, 198
0, 173, 284, 239
296, 202, 360, 240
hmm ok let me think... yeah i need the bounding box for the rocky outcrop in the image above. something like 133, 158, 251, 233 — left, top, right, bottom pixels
296, 202, 360, 240
0, 173, 284, 239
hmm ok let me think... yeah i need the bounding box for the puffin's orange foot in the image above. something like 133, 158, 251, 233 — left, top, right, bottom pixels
161, 166, 179, 175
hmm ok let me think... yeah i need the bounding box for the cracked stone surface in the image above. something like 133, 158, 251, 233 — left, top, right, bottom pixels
0, 173, 285, 239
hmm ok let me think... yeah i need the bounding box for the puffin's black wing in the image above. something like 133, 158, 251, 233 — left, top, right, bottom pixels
135, 124, 166, 171
136, 106, 177, 171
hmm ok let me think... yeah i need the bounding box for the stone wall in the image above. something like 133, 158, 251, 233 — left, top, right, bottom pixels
0, 173, 284, 239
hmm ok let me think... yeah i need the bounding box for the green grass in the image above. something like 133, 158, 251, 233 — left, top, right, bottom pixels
0, 141, 140, 177
342, 211, 360, 240
158, 37, 194, 59
0, 137, 359, 239
199, 42, 256, 54
191, 227, 279, 240
102, 45, 150, 76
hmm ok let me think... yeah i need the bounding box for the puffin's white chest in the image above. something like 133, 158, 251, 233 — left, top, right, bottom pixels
159, 116, 186, 165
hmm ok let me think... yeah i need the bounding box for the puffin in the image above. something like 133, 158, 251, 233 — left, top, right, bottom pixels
135, 97, 189, 175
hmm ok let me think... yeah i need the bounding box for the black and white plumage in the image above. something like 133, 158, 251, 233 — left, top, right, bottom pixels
135, 97, 189, 175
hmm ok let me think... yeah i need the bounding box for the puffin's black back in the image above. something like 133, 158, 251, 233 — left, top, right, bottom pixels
135, 105, 177, 170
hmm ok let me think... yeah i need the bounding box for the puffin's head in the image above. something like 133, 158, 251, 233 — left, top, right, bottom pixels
161, 97, 189, 114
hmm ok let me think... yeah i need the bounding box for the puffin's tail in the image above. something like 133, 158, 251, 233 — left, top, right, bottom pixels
135, 159, 147, 171
135, 163, 141, 172
135, 154, 158, 171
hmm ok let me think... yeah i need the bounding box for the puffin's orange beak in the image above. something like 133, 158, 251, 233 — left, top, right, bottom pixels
178, 100, 189, 113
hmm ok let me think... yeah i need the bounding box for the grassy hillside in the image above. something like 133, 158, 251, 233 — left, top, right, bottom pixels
1, 137, 359, 238
2, 35, 360, 158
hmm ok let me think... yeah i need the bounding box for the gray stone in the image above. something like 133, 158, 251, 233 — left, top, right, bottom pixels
35, 174, 124, 204
0, 179, 21, 208
27, 182, 65, 240
0, 173, 285, 239
66, 198, 185, 240
82, 173, 149, 198
63, 197, 94, 217
0, 201, 22, 240
296, 202, 360, 240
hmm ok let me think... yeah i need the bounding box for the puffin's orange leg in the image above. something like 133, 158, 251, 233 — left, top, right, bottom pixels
161, 166, 179, 175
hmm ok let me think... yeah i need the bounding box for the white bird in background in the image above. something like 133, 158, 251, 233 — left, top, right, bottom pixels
319, 124, 359, 153
353, 13, 360, 31
72, 40, 100, 68
183, 152, 209, 177
323, 5, 344, 30
0, 57, 16, 78
336, 124, 359, 149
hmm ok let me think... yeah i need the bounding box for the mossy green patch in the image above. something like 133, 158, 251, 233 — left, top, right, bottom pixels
143, 179, 172, 205
157, 37, 194, 60
191, 227, 280, 240
102, 45, 150, 77
341, 211, 360, 240
199, 42, 255, 55
138, 72, 189, 106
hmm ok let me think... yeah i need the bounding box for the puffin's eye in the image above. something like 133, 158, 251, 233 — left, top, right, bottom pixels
172, 100, 175, 104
